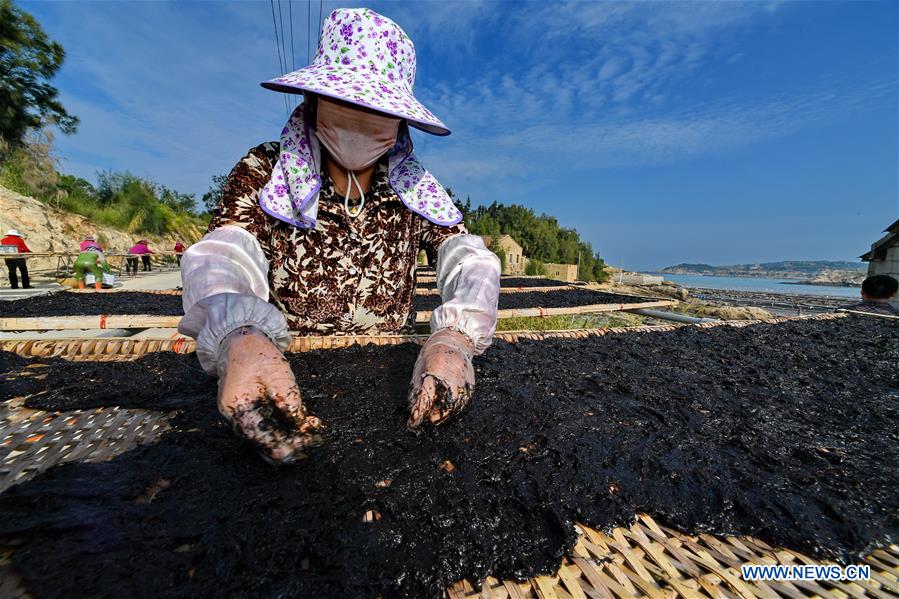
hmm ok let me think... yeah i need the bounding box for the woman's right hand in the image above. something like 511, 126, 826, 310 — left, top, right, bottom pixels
217, 327, 320, 464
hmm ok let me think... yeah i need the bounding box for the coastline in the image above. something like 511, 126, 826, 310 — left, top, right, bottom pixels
781, 280, 861, 288
657, 273, 859, 299
673, 285, 852, 318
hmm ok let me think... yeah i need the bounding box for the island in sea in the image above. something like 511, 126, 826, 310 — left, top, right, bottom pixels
661, 261, 866, 287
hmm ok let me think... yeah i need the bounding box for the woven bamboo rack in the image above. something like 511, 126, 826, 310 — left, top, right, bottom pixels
0, 313, 849, 360
1, 312, 895, 598
65, 288, 185, 295
66, 284, 583, 296
836, 308, 899, 320
0, 299, 678, 332
445, 517, 898, 598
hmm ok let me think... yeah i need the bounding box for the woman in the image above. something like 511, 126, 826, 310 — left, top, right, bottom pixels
173, 241, 186, 266
79, 235, 102, 252
179, 8, 500, 464
73, 244, 109, 290
1, 229, 31, 290
127, 239, 153, 273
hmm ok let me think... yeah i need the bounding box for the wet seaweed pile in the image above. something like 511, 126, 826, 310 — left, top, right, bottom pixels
7, 353, 215, 411
413, 289, 647, 312
1, 316, 897, 598
416, 276, 567, 289
0, 292, 184, 317
0, 350, 41, 399
1, 289, 645, 318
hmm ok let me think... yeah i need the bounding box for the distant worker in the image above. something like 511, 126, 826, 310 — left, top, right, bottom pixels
73, 245, 110, 290
839, 275, 899, 316
127, 239, 153, 274
179, 9, 500, 464
174, 241, 186, 266
79, 234, 102, 252
1, 229, 31, 289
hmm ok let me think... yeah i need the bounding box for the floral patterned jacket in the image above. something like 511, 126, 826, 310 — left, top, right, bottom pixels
208, 142, 466, 336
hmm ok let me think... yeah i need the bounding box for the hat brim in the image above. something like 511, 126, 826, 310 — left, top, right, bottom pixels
261, 65, 450, 136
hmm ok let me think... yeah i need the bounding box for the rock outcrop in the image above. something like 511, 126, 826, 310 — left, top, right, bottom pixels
0, 185, 205, 273
789, 269, 865, 287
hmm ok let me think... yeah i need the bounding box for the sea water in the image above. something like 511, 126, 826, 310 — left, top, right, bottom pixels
659, 274, 860, 299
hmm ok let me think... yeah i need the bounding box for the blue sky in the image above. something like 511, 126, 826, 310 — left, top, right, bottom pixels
22, 0, 899, 270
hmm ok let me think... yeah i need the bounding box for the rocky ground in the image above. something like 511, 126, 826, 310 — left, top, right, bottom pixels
594, 280, 853, 319
686, 287, 851, 316
789, 269, 865, 287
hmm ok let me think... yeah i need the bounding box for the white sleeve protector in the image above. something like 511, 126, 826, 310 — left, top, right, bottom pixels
431, 234, 501, 355
178, 226, 290, 375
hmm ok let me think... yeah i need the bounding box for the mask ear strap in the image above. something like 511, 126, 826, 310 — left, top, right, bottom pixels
343, 170, 366, 218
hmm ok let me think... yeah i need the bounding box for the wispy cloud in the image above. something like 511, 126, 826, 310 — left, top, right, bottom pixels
423, 79, 895, 192
405, 1, 894, 203
25, 0, 896, 224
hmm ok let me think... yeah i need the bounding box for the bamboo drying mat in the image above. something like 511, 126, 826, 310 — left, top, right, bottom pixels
0, 312, 848, 360
0, 298, 677, 332
2, 312, 897, 598
0, 396, 168, 493
67, 285, 584, 296
446, 517, 898, 598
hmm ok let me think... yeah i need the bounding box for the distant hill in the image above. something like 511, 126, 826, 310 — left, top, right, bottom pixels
661, 261, 867, 286
662, 261, 865, 275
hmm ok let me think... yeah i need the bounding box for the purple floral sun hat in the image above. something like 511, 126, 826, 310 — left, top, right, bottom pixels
261, 8, 449, 136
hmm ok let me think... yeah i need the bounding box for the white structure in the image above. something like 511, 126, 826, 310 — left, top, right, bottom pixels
616, 273, 664, 285
860, 219, 899, 308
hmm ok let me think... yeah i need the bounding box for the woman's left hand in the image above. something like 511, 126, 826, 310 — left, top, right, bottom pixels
407, 329, 476, 428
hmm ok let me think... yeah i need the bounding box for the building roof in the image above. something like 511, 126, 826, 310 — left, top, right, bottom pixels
480, 234, 522, 252
860, 219, 899, 261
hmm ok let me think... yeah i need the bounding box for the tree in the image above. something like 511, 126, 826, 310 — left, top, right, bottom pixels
157, 184, 196, 214
0, 0, 78, 151
525, 258, 547, 276
465, 201, 609, 282
0, 126, 58, 196
489, 241, 507, 274
201, 174, 228, 213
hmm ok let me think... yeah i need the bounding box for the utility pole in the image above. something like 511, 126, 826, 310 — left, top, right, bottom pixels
577, 251, 581, 280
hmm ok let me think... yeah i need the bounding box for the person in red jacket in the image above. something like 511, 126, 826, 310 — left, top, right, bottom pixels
1, 229, 32, 289
173, 241, 186, 266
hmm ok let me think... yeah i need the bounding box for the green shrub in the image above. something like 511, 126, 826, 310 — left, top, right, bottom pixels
1, 147, 208, 239
466, 202, 608, 282
525, 259, 547, 276
489, 242, 507, 273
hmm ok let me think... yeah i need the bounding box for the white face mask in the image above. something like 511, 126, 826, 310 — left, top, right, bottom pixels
314, 98, 400, 172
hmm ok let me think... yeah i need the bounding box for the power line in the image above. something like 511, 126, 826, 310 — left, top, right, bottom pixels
288, 0, 296, 110
269, 0, 290, 118
289, 1, 296, 71
318, 0, 323, 54
277, 0, 292, 111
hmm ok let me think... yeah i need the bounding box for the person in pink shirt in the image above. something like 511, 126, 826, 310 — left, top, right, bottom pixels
79, 235, 102, 252
127, 239, 153, 274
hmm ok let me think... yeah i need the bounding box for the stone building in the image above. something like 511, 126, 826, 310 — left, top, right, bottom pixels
544, 262, 579, 282
860, 219, 899, 308
480, 234, 525, 275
